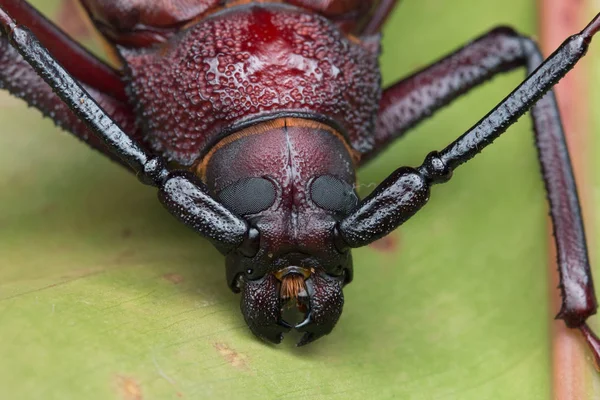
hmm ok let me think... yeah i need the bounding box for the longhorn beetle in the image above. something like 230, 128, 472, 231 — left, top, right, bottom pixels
1, 0, 600, 358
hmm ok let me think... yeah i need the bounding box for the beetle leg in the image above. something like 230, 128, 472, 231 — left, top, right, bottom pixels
0, 6, 256, 253
340, 14, 600, 364
366, 25, 562, 164
0, 0, 126, 101
0, 6, 156, 180
0, 0, 137, 171
361, 0, 400, 35
0, 33, 140, 171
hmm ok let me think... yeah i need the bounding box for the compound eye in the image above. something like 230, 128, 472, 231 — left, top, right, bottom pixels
218, 177, 276, 216
310, 175, 358, 214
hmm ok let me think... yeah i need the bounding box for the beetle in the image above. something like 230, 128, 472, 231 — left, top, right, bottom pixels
1, 0, 600, 357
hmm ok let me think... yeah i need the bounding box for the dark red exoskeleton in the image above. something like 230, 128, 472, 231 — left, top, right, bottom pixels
1, 0, 600, 358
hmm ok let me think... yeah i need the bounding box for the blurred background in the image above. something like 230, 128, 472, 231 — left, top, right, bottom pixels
0, 0, 598, 398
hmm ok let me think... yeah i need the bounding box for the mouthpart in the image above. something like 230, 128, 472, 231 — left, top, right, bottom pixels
239, 266, 345, 346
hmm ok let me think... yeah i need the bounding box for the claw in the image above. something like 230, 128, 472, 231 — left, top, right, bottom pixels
295, 272, 344, 346
240, 274, 291, 343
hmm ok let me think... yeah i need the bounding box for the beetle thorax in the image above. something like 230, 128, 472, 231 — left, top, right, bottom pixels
119, 3, 381, 166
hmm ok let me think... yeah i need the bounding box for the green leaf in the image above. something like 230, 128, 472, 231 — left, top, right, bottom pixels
0, 0, 597, 398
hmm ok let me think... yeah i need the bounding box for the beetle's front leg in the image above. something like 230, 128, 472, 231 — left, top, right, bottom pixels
0, 0, 126, 100
0, 5, 258, 255
0, 2, 142, 171
342, 14, 600, 365
364, 25, 559, 163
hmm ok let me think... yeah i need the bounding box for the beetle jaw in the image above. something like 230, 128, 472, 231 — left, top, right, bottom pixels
238, 267, 346, 346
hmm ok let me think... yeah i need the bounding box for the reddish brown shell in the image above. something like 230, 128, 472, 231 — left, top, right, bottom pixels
79, 0, 219, 46
120, 4, 381, 165
79, 0, 383, 46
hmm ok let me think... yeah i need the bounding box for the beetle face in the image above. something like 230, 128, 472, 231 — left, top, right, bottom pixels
226, 203, 354, 345
230, 234, 352, 345
238, 264, 348, 346
221, 169, 355, 345
199, 118, 357, 344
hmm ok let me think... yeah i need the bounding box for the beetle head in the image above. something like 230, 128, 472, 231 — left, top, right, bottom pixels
221, 173, 355, 345
200, 118, 357, 345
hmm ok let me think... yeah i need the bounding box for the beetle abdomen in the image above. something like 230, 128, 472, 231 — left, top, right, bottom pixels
121, 3, 381, 166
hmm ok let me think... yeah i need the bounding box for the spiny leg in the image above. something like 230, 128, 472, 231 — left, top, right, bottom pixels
364, 26, 550, 164
0, 0, 139, 170
0, 0, 126, 100
0, 6, 256, 254
362, 0, 400, 35
0, 32, 140, 171
340, 14, 600, 364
